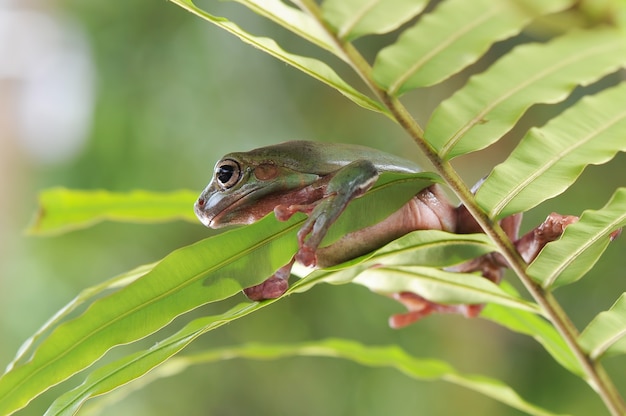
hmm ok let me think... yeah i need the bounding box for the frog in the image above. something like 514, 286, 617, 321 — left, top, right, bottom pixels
194, 140, 580, 327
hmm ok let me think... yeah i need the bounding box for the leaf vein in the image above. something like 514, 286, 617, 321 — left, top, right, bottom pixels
441, 38, 622, 157
491, 105, 626, 217
543, 212, 626, 288
389, 6, 501, 95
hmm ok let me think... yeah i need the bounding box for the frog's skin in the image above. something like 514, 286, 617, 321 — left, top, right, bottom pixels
195, 141, 579, 327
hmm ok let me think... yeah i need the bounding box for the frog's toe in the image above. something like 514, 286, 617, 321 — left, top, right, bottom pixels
295, 246, 317, 267
388, 292, 483, 328
243, 276, 289, 301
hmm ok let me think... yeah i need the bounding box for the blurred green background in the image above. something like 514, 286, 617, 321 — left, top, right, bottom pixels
0, 1, 624, 415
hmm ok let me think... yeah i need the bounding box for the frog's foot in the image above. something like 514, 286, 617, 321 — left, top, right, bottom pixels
274, 202, 323, 267
388, 252, 504, 328
515, 213, 579, 262
295, 246, 317, 267
388, 212, 616, 328
243, 276, 288, 301
274, 202, 318, 221
242, 260, 294, 301
610, 228, 622, 241
389, 292, 484, 329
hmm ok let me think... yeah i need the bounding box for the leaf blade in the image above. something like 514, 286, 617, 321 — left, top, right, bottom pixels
477, 82, 626, 218
233, 0, 344, 58
292, 230, 496, 293
64, 339, 566, 416
4, 171, 435, 414
481, 283, 584, 377
354, 266, 539, 313
28, 188, 198, 235
579, 293, 626, 360
44, 302, 268, 416
5, 263, 154, 374
373, 0, 574, 95
321, 0, 428, 41
169, 0, 387, 114
426, 28, 626, 160
527, 188, 626, 289
0, 214, 303, 415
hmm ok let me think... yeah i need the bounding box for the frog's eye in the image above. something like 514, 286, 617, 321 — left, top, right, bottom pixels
215, 159, 241, 189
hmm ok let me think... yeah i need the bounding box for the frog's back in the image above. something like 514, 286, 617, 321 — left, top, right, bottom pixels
231, 140, 421, 175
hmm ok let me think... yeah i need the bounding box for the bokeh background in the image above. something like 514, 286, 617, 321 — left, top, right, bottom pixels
1, 1, 624, 415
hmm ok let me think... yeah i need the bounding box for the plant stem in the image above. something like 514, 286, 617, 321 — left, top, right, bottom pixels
393, 89, 626, 416
297, 2, 626, 414
385, 90, 626, 416
390, 86, 626, 416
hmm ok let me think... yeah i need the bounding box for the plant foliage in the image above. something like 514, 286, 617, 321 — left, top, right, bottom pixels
3, 0, 626, 415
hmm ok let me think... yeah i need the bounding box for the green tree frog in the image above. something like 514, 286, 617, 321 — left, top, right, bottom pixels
195, 141, 578, 327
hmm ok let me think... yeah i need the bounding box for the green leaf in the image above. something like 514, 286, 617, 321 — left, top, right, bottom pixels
579, 293, 626, 360
354, 266, 539, 313
373, 0, 574, 95
476, 82, 626, 218
28, 188, 198, 235
0, 214, 303, 415
321, 0, 428, 41
168, 0, 387, 114
5, 263, 154, 373
481, 283, 583, 377
232, 0, 345, 58
527, 188, 626, 289
293, 230, 534, 318
4, 171, 435, 414
47, 262, 348, 416
426, 28, 626, 160
77, 339, 566, 416
360, 229, 496, 267
44, 302, 270, 416
291, 230, 496, 293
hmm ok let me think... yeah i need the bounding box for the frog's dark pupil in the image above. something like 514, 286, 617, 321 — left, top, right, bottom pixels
217, 165, 235, 184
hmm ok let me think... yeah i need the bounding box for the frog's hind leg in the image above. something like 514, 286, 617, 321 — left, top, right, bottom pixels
243, 258, 295, 301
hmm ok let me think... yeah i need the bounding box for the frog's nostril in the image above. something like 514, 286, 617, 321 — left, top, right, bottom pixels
197, 198, 205, 207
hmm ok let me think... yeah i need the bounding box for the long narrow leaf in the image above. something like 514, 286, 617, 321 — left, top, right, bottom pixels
477, 82, 626, 219
321, 0, 428, 41
46, 231, 495, 414
527, 188, 626, 289
42, 232, 497, 413
44, 302, 270, 416
4, 172, 434, 414
579, 293, 626, 360
426, 28, 626, 160
0, 214, 303, 415
354, 266, 539, 313
373, 0, 573, 95
168, 0, 387, 114
364, 230, 496, 267
481, 286, 583, 377
76, 339, 566, 416
297, 273, 583, 377
28, 188, 198, 235
232, 0, 345, 58
291, 231, 495, 295
46, 262, 343, 416
5, 263, 154, 374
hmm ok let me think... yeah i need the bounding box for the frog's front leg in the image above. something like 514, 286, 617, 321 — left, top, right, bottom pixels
280, 159, 380, 267
244, 160, 379, 301
243, 258, 294, 301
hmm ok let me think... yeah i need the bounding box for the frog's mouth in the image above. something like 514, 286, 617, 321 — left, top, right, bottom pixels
193, 201, 215, 228
194, 188, 261, 229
